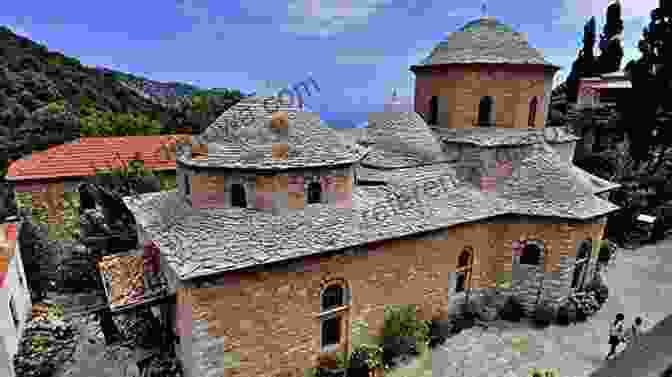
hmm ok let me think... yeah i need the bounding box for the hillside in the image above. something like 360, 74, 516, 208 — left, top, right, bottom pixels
0, 25, 246, 163
0, 25, 247, 220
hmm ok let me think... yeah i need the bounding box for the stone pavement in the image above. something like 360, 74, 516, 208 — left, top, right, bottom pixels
431, 239, 672, 377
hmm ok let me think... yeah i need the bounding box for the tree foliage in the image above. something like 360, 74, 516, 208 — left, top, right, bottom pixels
622, 0, 672, 164
566, 17, 598, 102
597, 1, 625, 74
79, 105, 162, 136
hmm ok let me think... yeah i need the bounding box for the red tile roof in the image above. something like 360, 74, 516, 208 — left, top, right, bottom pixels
6, 135, 187, 181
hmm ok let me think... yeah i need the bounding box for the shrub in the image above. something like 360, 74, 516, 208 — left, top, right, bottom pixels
347, 348, 371, 377
382, 335, 418, 367
570, 292, 600, 321
428, 319, 455, 348
533, 301, 556, 328
382, 304, 430, 344
499, 296, 524, 322
585, 279, 609, 306
352, 344, 384, 371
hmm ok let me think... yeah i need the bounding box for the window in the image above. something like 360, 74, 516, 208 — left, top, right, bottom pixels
478, 96, 495, 126
184, 174, 190, 197
455, 247, 473, 293
572, 240, 591, 289
428, 96, 438, 125
9, 297, 18, 329
307, 182, 322, 204
520, 243, 542, 265
231, 184, 247, 208
528, 97, 538, 127
319, 282, 350, 350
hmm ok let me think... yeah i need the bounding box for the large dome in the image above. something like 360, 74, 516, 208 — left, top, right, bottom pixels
411, 17, 559, 69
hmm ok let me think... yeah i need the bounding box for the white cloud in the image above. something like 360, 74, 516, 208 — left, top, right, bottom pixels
283, 0, 393, 37
555, 0, 658, 27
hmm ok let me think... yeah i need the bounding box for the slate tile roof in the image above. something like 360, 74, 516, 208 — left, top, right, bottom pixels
124, 141, 618, 280
361, 112, 448, 168
179, 110, 369, 170
6, 135, 184, 181
432, 126, 580, 147
411, 17, 559, 69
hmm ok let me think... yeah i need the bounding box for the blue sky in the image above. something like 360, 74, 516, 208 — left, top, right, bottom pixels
2, 0, 657, 127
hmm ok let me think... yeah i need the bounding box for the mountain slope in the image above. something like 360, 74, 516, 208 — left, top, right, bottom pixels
0, 25, 246, 163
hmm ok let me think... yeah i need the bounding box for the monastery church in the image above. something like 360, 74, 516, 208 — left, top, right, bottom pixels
120, 15, 621, 377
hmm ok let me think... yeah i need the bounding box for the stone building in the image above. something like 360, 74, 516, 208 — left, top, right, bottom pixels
118, 16, 620, 377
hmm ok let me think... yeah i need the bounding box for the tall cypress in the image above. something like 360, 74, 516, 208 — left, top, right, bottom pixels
597, 1, 625, 74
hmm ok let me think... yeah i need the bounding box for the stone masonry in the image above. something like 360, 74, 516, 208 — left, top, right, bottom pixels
174, 217, 606, 377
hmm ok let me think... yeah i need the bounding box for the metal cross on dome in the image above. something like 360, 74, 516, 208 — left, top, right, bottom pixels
481, 0, 487, 18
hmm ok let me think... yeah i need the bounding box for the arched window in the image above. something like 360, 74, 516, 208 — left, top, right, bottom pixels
231, 183, 247, 208
572, 239, 591, 289
319, 282, 350, 350
455, 247, 473, 293
528, 97, 538, 127
429, 96, 438, 125
520, 243, 541, 265
307, 182, 322, 204
478, 96, 495, 126
184, 174, 191, 197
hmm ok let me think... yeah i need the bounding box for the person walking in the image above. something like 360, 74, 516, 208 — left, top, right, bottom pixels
626, 316, 644, 348
606, 313, 626, 360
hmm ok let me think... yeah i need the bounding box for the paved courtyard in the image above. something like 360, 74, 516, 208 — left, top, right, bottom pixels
432, 238, 672, 377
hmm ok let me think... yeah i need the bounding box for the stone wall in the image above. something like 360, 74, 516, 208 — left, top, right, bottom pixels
174, 216, 606, 377
178, 164, 355, 213
414, 64, 549, 129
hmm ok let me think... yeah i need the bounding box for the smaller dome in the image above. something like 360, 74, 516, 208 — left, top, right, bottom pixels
179, 111, 367, 170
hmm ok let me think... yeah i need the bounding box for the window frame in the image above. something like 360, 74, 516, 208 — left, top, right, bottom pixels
520, 242, 542, 266
230, 183, 247, 208
478, 96, 495, 126
307, 181, 322, 204
528, 97, 538, 127
454, 247, 473, 293
429, 96, 438, 125
571, 240, 591, 289
318, 282, 350, 352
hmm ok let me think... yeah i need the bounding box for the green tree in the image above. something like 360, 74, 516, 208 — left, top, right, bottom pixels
623, 0, 672, 166
597, 1, 625, 74
566, 17, 598, 102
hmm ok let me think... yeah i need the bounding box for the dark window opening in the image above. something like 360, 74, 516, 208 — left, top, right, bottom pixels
528, 97, 538, 127
429, 96, 438, 125
321, 285, 344, 311
458, 248, 471, 267
184, 174, 190, 197
478, 96, 495, 126
321, 316, 341, 348
455, 272, 466, 293
231, 184, 247, 208
455, 247, 472, 293
520, 244, 542, 265
307, 182, 322, 204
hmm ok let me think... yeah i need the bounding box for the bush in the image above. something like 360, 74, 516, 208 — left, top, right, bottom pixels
428, 319, 455, 348
585, 279, 609, 306
382, 335, 418, 367
382, 304, 430, 344
533, 301, 556, 328
347, 348, 371, 377
570, 292, 600, 321
499, 296, 524, 322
